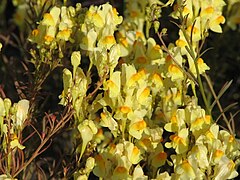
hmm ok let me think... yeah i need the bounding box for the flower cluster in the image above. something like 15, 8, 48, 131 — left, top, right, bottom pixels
79, 3, 123, 76
0, 98, 29, 151
28, 3, 87, 66
164, 102, 239, 179
2, 0, 238, 179
58, 1, 240, 179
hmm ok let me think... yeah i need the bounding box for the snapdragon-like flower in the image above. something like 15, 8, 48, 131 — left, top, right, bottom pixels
188, 144, 209, 170
128, 111, 147, 139
132, 165, 148, 180
219, 130, 240, 158
174, 0, 226, 56
78, 120, 98, 158
164, 109, 186, 133
10, 134, 25, 150
165, 47, 184, 81
213, 156, 239, 179
100, 110, 118, 137
13, 99, 29, 129
112, 156, 132, 180
146, 38, 163, 63
176, 159, 196, 179
165, 128, 189, 154
105, 71, 121, 98
124, 141, 142, 164
156, 171, 171, 180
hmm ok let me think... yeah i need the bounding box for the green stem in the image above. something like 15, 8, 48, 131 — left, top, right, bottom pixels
181, 28, 211, 116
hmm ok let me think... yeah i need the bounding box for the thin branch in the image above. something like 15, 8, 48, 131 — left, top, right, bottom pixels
204, 73, 233, 134
12, 108, 73, 178
157, 32, 199, 85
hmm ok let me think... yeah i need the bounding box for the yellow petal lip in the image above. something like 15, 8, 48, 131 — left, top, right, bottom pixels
31, 29, 39, 36
187, 25, 199, 34
57, 29, 71, 40
168, 64, 181, 74
176, 39, 187, 47
139, 87, 150, 100
44, 35, 54, 42
216, 15, 225, 24
43, 13, 55, 26
201, 6, 214, 16
102, 35, 116, 45
133, 146, 140, 155
214, 149, 224, 158
131, 120, 147, 131
107, 79, 117, 89
119, 106, 132, 113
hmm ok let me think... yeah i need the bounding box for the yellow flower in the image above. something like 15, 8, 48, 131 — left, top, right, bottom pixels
31, 29, 39, 36
10, 134, 25, 150
44, 35, 54, 43
156, 171, 171, 180
42, 13, 55, 26
78, 120, 97, 158
130, 119, 147, 131
92, 12, 104, 28
151, 73, 163, 87
168, 64, 183, 81
209, 15, 225, 33
132, 165, 148, 180
127, 68, 146, 87
137, 137, 152, 152
100, 111, 118, 136
125, 141, 142, 164
14, 99, 29, 129
213, 156, 239, 179
42, 7, 60, 27
165, 128, 189, 154
175, 39, 187, 48
98, 35, 116, 49
136, 31, 144, 40
204, 123, 219, 145
189, 145, 209, 169
106, 71, 121, 98
176, 160, 196, 179
113, 166, 128, 178
93, 154, 107, 177
165, 109, 186, 133
213, 149, 224, 163
57, 29, 71, 41
119, 106, 132, 114
80, 29, 97, 51
137, 87, 150, 105
201, 6, 214, 16
186, 21, 201, 42
129, 119, 147, 139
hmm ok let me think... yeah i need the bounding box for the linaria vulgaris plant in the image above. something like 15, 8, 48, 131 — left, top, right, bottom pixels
0, 0, 240, 179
